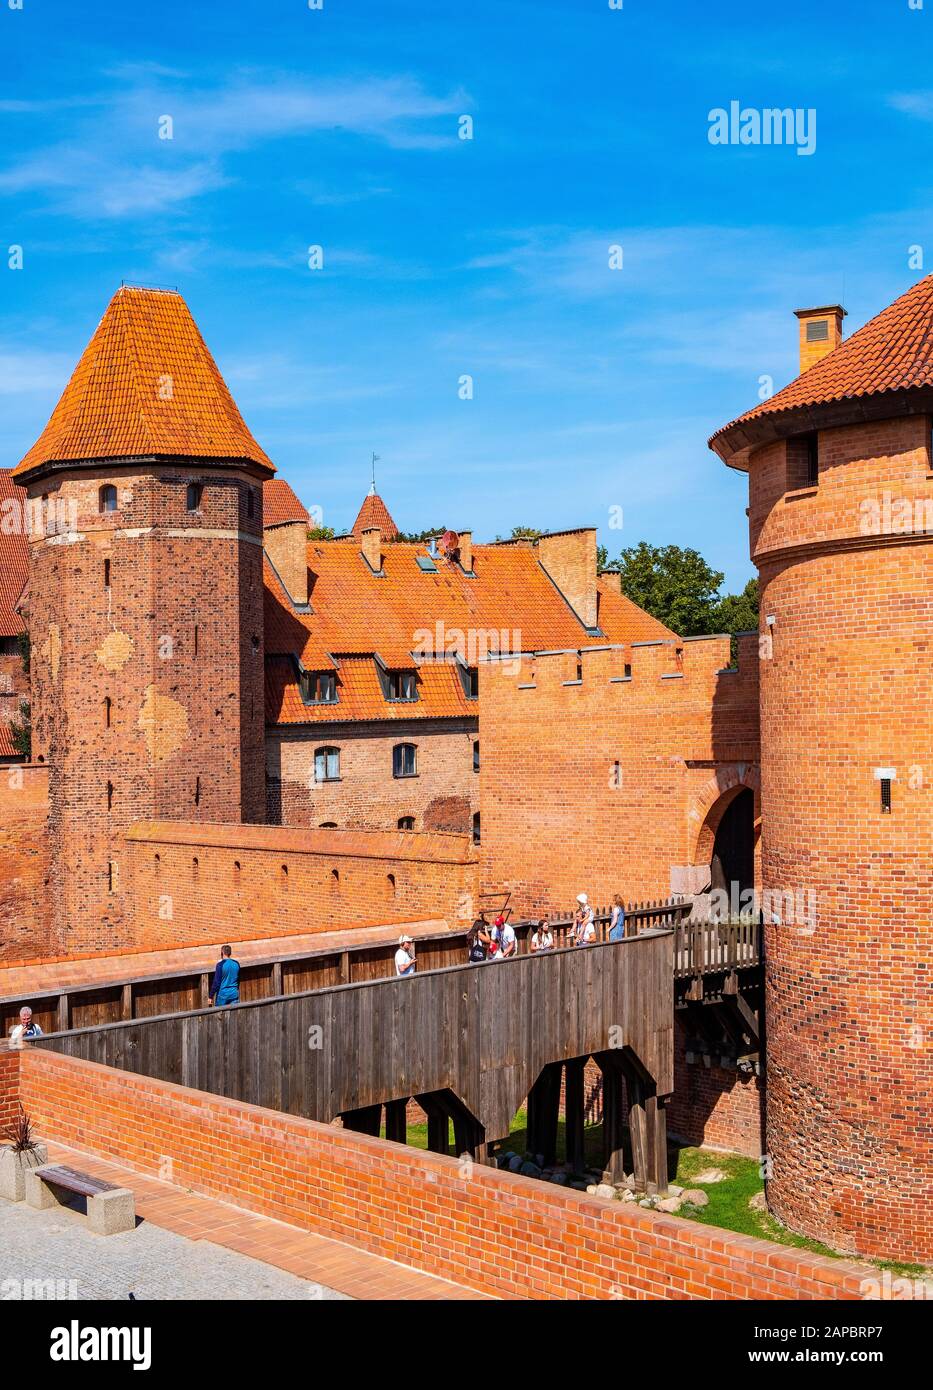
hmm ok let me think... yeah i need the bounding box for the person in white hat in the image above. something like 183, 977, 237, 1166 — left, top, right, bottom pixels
573, 893, 596, 946
395, 933, 416, 976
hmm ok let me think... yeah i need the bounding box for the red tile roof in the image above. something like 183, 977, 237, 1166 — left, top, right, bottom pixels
15, 287, 274, 480
0, 469, 28, 638
710, 275, 933, 463
0, 722, 18, 760
263, 479, 309, 528
352, 491, 399, 540
264, 534, 677, 724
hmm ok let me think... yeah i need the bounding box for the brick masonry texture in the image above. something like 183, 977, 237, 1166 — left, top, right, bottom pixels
267, 719, 479, 834
0, 766, 51, 963
748, 413, 932, 1264
668, 1019, 763, 1159
25, 463, 267, 958
123, 821, 477, 951
9, 1046, 873, 1301
479, 635, 760, 917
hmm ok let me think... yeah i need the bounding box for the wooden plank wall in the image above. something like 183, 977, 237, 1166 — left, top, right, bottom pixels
35, 931, 675, 1143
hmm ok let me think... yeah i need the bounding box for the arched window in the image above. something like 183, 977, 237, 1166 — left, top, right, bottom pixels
392, 743, 417, 779
314, 746, 340, 781
186, 482, 203, 512
472, 812, 481, 845
331, 868, 340, 883
397, 816, 415, 830
387, 873, 396, 892
319, 822, 337, 829
99, 484, 117, 513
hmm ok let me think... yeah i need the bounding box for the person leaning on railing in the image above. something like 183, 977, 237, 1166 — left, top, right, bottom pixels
530, 920, 554, 952
608, 895, 626, 941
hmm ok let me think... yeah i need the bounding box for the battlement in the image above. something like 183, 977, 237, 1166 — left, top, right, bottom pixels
483, 631, 758, 695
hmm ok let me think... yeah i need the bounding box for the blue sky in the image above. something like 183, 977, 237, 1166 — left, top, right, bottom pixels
2, 0, 932, 589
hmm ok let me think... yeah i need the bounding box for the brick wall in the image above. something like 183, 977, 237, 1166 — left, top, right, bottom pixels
11, 1045, 872, 1300
267, 720, 479, 834
123, 820, 478, 950
0, 1046, 19, 1130
668, 1019, 764, 1158
479, 636, 759, 917
26, 463, 267, 958
0, 764, 52, 964
748, 413, 933, 1263
0, 649, 28, 742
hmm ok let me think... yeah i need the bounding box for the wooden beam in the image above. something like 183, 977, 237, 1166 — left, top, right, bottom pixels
564, 1057, 586, 1174
341, 1104, 382, 1136
121, 983, 133, 1021
56, 993, 69, 1033
384, 1098, 408, 1145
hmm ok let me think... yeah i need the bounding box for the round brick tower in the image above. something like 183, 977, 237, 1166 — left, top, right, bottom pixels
14, 286, 273, 956
710, 282, 933, 1263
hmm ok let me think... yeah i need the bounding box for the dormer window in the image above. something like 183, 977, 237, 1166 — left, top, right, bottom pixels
99, 484, 117, 514
302, 671, 338, 705
459, 666, 479, 700
384, 670, 418, 702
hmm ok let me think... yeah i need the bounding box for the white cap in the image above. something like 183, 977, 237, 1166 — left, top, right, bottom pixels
399, 933, 413, 945
576, 893, 588, 904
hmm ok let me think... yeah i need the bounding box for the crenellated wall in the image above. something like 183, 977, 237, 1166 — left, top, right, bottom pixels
122, 820, 478, 952
478, 634, 760, 918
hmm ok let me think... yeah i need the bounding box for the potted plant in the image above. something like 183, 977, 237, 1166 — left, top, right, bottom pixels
0, 1108, 47, 1202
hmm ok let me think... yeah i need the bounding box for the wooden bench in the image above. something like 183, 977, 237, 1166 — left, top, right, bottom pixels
24, 1164, 136, 1235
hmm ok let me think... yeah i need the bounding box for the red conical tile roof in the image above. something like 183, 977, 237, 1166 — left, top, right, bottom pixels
351, 491, 399, 540
15, 286, 274, 479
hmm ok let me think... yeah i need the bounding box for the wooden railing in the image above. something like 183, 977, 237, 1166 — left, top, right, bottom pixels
672, 916, 762, 978
1, 896, 749, 1038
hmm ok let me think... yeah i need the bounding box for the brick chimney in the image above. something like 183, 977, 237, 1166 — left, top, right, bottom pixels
599, 569, 622, 594
263, 519, 308, 606
361, 526, 382, 572
794, 304, 846, 374
537, 528, 598, 630
457, 530, 473, 572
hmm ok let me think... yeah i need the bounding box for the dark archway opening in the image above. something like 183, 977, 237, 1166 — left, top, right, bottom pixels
712, 786, 755, 899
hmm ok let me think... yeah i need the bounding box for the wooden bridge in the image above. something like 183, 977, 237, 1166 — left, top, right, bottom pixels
11, 900, 763, 1195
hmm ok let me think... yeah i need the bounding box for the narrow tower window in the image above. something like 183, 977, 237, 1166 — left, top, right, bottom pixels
880, 778, 892, 814
104, 696, 112, 728
99, 484, 117, 513
103, 558, 111, 589
194, 776, 201, 807
186, 483, 203, 512
472, 811, 481, 845
106, 780, 113, 810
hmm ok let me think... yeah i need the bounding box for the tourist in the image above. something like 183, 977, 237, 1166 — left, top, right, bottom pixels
209, 944, 241, 1006
9, 1006, 43, 1046
395, 933, 416, 976
609, 894, 626, 941
467, 920, 488, 963
530, 920, 554, 952
573, 893, 596, 945
497, 913, 517, 960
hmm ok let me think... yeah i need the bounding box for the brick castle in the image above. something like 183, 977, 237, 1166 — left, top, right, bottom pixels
0, 279, 929, 1264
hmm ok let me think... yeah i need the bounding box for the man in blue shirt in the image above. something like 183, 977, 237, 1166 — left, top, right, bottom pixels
209, 944, 241, 1006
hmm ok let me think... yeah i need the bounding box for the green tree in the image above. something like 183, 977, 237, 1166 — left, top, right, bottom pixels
308, 525, 336, 541
393, 526, 446, 544
611, 542, 724, 636
712, 578, 759, 636
493, 525, 542, 542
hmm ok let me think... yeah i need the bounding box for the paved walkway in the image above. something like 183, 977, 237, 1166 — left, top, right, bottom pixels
0, 919, 454, 999
38, 1141, 488, 1301
0, 1193, 348, 1301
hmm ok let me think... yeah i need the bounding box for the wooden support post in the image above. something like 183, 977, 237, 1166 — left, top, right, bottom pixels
339, 951, 350, 984
645, 1092, 669, 1195
384, 1098, 408, 1145
626, 1069, 648, 1193
271, 961, 283, 997
600, 1059, 628, 1185
564, 1057, 586, 1174
199, 974, 210, 1009
526, 1062, 561, 1165
122, 983, 134, 1020
415, 1093, 451, 1155
56, 993, 69, 1033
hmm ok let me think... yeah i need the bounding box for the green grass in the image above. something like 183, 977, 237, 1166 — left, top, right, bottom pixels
385, 1112, 931, 1277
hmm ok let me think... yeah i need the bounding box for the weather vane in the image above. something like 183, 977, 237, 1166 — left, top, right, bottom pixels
370, 452, 380, 495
